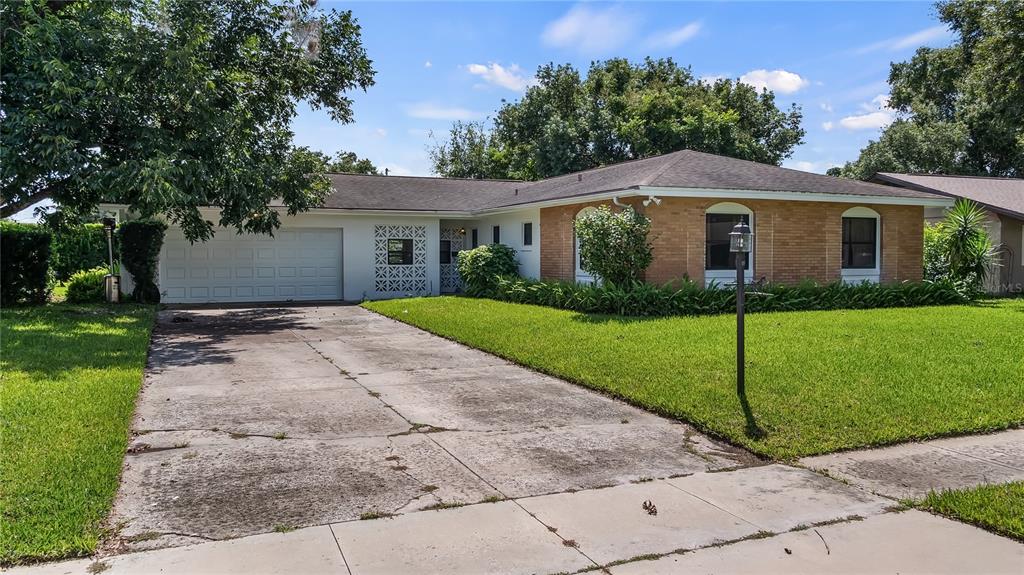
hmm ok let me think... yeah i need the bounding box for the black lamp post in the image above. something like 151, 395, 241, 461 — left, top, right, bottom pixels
101, 217, 118, 302
101, 217, 116, 274
729, 221, 753, 395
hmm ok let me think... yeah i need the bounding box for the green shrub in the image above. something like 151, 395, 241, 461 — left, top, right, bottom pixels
118, 218, 167, 303
926, 199, 999, 297
456, 243, 519, 296
49, 223, 115, 282
0, 221, 52, 305
65, 266, 109, 303
574, 205, 652, 285
487, 276, 967, 317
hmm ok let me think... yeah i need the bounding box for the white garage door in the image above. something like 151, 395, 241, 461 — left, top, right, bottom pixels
160, 227, 342, 303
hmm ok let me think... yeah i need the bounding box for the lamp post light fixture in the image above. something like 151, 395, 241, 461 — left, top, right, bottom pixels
101, 217, 119, 303
729, 221, 753, 396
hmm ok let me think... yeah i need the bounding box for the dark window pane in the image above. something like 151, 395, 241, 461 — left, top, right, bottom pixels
523, 222, 533, 246
440, 240, 452, 264
387, 238, 413, 265
471, 229, 478, 248
705, 213, 750, 270
492, 225, 500, 244
842, 218, 877, 269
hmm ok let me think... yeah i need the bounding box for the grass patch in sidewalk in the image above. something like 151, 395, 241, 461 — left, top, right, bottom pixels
1, 304, 156, 565
917, 482, 1024, 541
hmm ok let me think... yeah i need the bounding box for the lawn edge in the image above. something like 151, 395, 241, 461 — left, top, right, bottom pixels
362, 299, 1024, 461
0, 303, 159, 568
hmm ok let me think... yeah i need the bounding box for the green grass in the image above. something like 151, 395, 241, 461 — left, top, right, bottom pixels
1, 304, 156, 565
364, 297, 1024, 459
917, 482, 1024, 541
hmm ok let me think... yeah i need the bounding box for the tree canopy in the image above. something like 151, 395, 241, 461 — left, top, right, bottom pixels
1, 0, 375, 240
830, 0, 1023, 180
322, 150, 380, 175
429, 58, 805, 181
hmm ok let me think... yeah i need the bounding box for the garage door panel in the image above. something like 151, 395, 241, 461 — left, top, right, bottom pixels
160, 227, 341, 303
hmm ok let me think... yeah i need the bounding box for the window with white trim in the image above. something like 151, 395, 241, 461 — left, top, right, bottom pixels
840, 207, 881, 284
704, 202, 754, 286
522, 222, 533, 247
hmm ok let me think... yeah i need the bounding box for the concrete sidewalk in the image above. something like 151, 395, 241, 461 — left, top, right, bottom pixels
801, 429, 1024, 499
13, 464, 1022, 575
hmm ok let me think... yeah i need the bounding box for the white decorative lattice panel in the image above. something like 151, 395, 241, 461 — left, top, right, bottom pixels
374, 225, 428, 293
440, 227, 465, 293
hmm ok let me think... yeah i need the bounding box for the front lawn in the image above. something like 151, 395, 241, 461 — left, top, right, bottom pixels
917, 482, 1024, 541
364, 297, 1024, 459
0, 304, 156, 565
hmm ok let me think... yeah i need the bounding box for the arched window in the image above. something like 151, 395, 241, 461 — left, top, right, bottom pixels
574, 207, 597, 284
841, 207, 881, 284
705, 202, 754, 286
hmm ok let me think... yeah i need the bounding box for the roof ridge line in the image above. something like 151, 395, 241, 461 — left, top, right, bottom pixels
325, 172, 523, 183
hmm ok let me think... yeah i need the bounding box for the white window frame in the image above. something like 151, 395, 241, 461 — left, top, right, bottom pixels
705, 202, 754, 287
521, 221, 534, 251
841, 206, 881, 284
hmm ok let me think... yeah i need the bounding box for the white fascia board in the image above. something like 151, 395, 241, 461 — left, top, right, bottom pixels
634, 186, 956, 207
97, 204, 474, 218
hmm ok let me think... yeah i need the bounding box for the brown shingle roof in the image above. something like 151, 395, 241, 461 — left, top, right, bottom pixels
873, 173, 1024, 219
319, 150, 946, 213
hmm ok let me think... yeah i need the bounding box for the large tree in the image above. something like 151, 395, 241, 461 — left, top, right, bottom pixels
1, 0, 374, 240
323, 150, 380, 175
831, 0, 1024, 180
429, 58, 805, 181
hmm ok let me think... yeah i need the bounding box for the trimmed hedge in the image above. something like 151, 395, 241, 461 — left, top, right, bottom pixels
1, 221, 52, 305
50, 223, 115, 282
487, 276, 968, 317
118, 218, 167, 303
65, 266, 108, 303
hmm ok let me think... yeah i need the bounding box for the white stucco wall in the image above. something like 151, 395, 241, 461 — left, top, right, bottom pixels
463, 207, 541, 279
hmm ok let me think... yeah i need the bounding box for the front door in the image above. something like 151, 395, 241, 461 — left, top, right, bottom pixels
440, 227, 465, 293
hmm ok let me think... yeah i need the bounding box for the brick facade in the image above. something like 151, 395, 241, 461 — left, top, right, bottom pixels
539, 197, 923, 285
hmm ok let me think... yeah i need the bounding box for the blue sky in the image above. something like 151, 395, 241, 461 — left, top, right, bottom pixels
296, 1, 954, 177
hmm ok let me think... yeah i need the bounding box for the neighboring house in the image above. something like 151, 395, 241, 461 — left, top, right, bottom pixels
105, 150, 951, 304
870, 173, 1024, 295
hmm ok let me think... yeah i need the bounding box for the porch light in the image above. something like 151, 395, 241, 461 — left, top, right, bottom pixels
729, 222, 753, 253
729, 221, 752, 397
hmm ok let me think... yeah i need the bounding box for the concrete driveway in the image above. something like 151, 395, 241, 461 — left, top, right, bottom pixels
109, 305, 757, 551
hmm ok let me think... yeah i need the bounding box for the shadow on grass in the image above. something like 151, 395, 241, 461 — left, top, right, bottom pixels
738, 390, 767, 440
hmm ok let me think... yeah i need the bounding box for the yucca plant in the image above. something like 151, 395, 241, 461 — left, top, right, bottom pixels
940, 199, 999, 295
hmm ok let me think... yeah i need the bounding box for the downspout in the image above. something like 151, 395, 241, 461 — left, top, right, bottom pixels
612, 196, 628, 208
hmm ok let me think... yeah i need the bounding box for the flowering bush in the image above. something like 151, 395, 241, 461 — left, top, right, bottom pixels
573, 205, 652, 285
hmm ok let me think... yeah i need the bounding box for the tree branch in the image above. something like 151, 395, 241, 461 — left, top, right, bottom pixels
1, 189, 55, 219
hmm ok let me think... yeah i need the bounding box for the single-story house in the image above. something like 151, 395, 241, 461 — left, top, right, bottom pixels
105, 150, 952, 304
871, 172, 1024, 294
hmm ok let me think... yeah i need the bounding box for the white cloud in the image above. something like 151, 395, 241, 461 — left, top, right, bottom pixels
424, 60, 432, 68
738, 69, 809, 94
406, 102, 483, 121
839, 111, 895, 130
855, 25, 952, 54
822, 121, 834, 131
820, 101, 833, 113
839, 93, 896, 130
466, 63, 535, 92
375, 128, 388, 138
647, 21, 702, 49
541, 4, 641, 55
